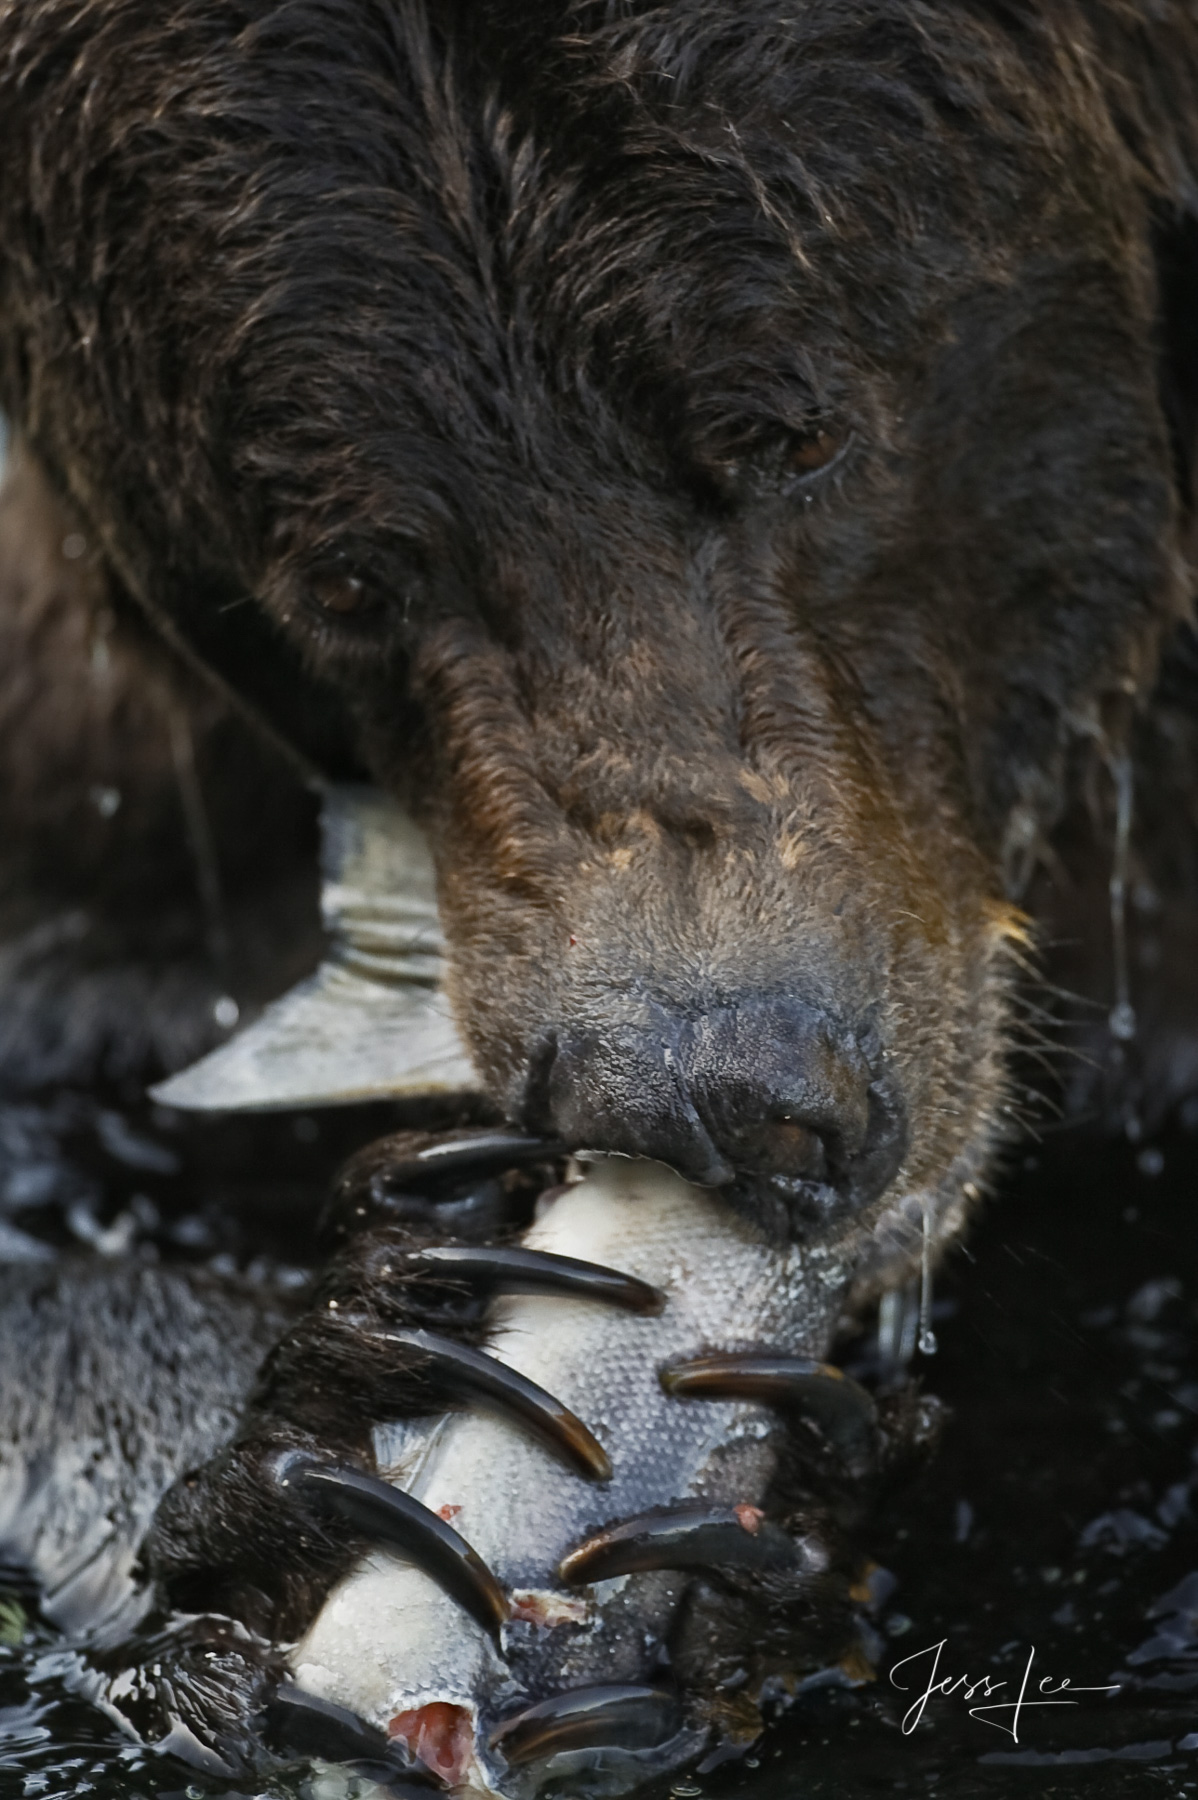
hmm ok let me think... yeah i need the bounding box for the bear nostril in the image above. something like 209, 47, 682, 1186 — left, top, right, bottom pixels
721, 1113, 829, 1182
684, 999, 906, 1215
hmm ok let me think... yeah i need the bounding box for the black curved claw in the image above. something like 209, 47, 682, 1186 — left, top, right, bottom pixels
266, 1683, 443, 1790
378, 1327, 612, 1482
370, 1130, 564, 1193
488, 1684, 681, 1765
558, 1504, 820, 1585
280, 1458, 510, 1643
660, 1352, 879, 1472
405, 1245, 664, 1315
329, 1129, 565, 1246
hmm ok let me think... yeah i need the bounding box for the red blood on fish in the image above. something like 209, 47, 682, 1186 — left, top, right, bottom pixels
509, 1588, 589, 1626
388, 1701, 474, 1784
734, 1503, 764, 1534
438, 1502, 462, 1521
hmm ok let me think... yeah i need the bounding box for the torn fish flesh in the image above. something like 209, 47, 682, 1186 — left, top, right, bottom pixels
292, 1154, 856, 1795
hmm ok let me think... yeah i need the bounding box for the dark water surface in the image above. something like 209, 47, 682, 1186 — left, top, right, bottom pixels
3, 1098, 1198, 1799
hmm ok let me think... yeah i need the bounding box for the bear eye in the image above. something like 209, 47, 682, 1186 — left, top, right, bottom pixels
787, 428, 845, 475
699, 422, 848, 503
310, 567, 374, 616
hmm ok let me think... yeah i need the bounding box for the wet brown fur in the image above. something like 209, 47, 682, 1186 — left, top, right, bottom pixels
9, 8, 1198, 1764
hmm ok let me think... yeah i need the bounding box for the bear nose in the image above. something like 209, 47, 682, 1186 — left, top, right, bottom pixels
537, 998, 906, 1209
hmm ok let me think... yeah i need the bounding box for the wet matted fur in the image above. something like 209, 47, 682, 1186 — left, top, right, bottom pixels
2, 0, 1198, 1753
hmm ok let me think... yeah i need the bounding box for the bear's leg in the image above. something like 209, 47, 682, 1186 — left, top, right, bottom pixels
144, 1127, 569, 1638
0, 434, 321, 1094
143, 1127, 938, 1775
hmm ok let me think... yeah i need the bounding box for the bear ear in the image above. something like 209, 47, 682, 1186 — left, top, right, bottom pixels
1154, 206, 1198, 518
151, 787, 480, 1112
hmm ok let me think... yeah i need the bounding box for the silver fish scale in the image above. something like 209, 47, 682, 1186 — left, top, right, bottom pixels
292, 1157, 848, 1786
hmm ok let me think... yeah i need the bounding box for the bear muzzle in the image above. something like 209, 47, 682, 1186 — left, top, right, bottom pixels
530, 996, 908, 1228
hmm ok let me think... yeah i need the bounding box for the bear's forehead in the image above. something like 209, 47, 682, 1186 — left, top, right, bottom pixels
167, 3, 1133, 507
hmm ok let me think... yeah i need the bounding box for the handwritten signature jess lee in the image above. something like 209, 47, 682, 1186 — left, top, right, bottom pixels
889, 1639, 1120, 1742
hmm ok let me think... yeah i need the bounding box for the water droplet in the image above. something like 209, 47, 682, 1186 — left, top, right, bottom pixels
1109, 999, 1137, 1042
1107, 753, 1136, 1042
89, 785, 121, 818
919, 1200, 938, 1356
213, 995, 239, 1029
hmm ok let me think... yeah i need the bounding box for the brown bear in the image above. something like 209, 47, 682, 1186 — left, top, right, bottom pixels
2, 0, 1198, 1783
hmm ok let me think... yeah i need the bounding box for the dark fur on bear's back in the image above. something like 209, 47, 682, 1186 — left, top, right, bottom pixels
2, 3, 1198, 1253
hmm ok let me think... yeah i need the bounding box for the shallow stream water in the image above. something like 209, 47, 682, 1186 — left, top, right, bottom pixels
2, 1094, 1198, 1800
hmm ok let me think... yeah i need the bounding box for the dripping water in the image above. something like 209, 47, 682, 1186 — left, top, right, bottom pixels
1107, 750, 1137, 1044
877, 1281, 919, 1372
165, 699, 232, 991
876, 1203, 939, 1370
918, 1199, 938, 1356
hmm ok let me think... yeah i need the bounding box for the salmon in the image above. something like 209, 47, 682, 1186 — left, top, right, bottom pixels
291, 1155, 859, 1794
